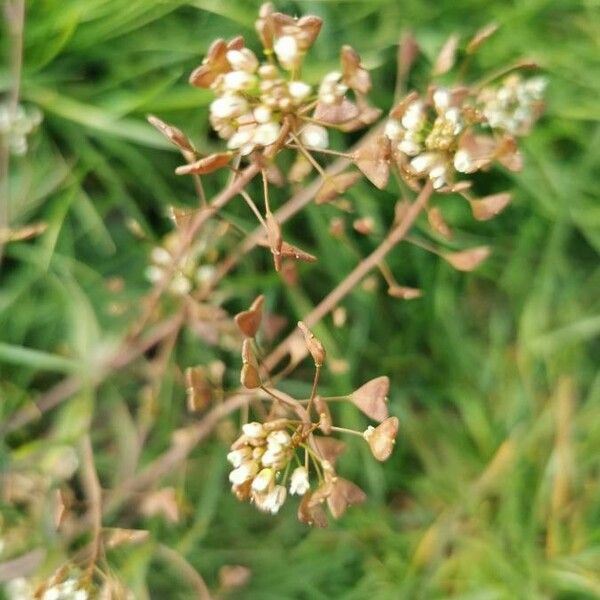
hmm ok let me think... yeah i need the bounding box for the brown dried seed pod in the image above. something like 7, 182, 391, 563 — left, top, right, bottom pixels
185, 366, 212, 412
340, 45, 371, 94
353, 134, 391, 190
387, 286, 422, 300
314, 97, 360, 125
234, 295, 265, 338
175, 152, 232, 176
327, 478, 367, 519
427, 207, 453, 240
469, 192, 511, 221
297, 321, 326, 367
147, 115, 195, 153
351, 376, 389, 422
315, 171, 362, 204
364, 416, 399, 461
389, 90, 419, 119
312, 436, 346, 466
442, 246, 490, 271
466, 22, 499, 54
240, 339, 261, 389
298, 491, 328, 527
432, 34, 459, 76
240, 364, 261, 389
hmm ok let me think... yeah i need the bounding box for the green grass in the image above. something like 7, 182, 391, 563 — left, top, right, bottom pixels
1, 0, 599, 598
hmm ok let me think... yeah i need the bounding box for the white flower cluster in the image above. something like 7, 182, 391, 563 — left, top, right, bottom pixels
385, 88, 466, 189
479, 75, 547, 136
207, 44, 322, 156
0, 103, 42, 156
5, 578, 87, 600
228, 421, 310, 514
145, 233, 214, 295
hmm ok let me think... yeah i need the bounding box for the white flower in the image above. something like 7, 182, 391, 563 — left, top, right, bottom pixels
145, 264, 164, 284
401, 101, 425, 131
274, 35, 299, 69
253, 105, 272, 124
227, 447, 251, 468
433, 88, 451, 111
289, 466, 310, 495
242, 422, 266, 439
169, 272, 192, 295
151, 246, 172, 266
229, 460, 259, 486
42, 588, 60, 600
409, 152, 439, 175
300, 124, 328, 149
384, 119, 402, 141
5, 578, 33, 600
453, 149, 474, 173
227, 127, 255, 150
223, 70, 257, 92
226, 48, 258, 73
253, 122, 281, 146
288, 80, 312, 102
398, 138, 421, 156
260, 447, 283, 467
263, 484, 287, 514
210, 95, 248, 119
251, 468, 274, 492
267, 430, 291, 447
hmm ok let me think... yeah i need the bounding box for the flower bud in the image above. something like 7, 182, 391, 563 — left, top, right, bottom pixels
252, 468, 275, 492
289, 466, 310, 495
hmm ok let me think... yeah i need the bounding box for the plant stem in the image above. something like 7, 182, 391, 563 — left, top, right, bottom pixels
263, 180, 434, 372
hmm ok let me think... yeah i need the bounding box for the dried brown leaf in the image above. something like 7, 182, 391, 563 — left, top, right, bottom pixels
351, 376, 389, 422
443, 246, 491, 271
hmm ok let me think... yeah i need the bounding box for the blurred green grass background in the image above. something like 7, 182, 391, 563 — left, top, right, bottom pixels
1, 0, 599, 598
